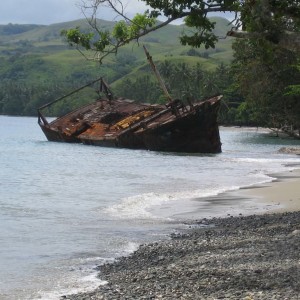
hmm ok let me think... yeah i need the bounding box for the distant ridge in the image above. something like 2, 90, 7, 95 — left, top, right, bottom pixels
0, 17, 233, 115
0, 17, 231, 43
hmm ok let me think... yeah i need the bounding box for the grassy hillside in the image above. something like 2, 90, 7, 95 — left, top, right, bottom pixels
0, 17, 233, 78
0, 17, 233, 115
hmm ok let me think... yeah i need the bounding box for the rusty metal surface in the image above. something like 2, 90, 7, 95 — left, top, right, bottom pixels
39, 94, 222, 153
37, 57, 222, 153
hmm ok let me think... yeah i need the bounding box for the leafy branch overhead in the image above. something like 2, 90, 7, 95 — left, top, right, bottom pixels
61, 0, 300, 62
61, 13, 157, 62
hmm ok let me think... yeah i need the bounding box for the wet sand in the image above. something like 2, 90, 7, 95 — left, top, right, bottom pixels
167, 168, 300, 221
237, 168, 300, 213
64, 168, 300, 300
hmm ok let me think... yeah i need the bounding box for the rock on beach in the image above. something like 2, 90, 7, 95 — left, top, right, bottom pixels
63, 212, 300, 300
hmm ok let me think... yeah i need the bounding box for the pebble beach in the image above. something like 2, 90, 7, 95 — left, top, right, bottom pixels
64, 168, 300, 300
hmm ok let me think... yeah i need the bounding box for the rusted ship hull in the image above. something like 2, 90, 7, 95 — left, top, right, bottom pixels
38, 89, 222, 153
39, 123, 81, 143
135, 104, 221, 153
38, 46, 223, 153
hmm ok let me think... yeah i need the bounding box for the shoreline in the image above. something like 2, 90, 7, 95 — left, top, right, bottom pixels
236, 168, 300, 213
158, 168, 300, 222
63, 168, 300, 300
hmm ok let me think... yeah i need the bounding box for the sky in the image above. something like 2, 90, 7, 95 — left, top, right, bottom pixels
0, 0, 233, 25
0, 0, 148, 25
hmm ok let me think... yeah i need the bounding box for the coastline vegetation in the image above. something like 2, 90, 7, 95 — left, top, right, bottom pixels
0, 4, 300, 137
0, 18, 232, 116
62, 0, 300, 138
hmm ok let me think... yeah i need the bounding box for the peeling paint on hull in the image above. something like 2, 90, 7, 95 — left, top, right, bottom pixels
38, 91, 222, 154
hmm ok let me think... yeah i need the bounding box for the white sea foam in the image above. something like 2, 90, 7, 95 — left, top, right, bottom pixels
233, 157, 300, 164
104, 167, 294, 220
36, 242, 140, 300
104, 185, 257, 220
121, 241, 140, 255
37, 277, 107, 300
2, 117, 300, 300
36, 264, 107, 300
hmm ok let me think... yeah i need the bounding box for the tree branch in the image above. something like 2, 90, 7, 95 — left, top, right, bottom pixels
227, 29, 300, 52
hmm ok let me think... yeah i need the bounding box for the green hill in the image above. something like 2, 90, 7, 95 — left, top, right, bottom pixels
0, 17, 233, 116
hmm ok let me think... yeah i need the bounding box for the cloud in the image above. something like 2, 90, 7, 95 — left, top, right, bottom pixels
81, 0, 149, 22
0, 0, 233, 25
0, 0, 148, 25
0, 0, 82, 25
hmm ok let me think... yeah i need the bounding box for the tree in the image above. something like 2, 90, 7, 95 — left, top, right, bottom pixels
61, 0, 300, 137
113, 60, 233, 104
230, 35, 300, 133
62, 0, 300, 62
228, 0, 300, 53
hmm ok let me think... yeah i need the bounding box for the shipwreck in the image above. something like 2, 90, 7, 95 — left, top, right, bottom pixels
38, 47, 222, 153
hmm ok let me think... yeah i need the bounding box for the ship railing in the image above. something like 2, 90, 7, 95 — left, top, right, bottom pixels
37, 77, 113, 127
143, 45, 191, 118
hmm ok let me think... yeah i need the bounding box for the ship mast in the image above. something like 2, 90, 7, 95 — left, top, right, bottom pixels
143, 45, 173, 104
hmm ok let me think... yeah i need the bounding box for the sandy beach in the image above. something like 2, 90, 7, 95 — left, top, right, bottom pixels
64, 167, 300, 300
237, 168, 300, 213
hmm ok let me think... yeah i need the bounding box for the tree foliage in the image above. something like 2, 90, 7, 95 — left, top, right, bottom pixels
113, 60, 233, 104
2, 1, 300, 138
60, 0, 300, 136
231, 35, 300, 133
62, 0, 300, 63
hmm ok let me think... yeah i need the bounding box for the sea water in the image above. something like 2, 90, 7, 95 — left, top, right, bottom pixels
0, 116, 300, 299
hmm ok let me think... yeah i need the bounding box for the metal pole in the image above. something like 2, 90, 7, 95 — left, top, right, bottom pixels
143, 45, 173, 104
38, 77, 104, 111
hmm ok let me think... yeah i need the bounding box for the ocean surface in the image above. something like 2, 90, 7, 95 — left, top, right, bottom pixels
1, 115, 300, 300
